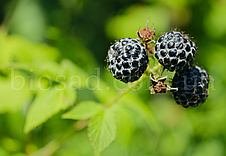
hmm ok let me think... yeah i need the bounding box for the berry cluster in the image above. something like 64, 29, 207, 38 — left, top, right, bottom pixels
106, 21, 209, 108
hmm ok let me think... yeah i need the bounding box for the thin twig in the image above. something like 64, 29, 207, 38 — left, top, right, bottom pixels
104, 63, 162, 108
104, 73, 148, 108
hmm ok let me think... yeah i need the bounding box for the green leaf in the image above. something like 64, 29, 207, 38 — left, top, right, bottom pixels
0, 73, 33, 113
17, 62, 61, 80
8, 35, 60, 64
92, 79, 160, 133
62, 101, 103, 120
88, 108, 116, 156
24, 85, 76, 133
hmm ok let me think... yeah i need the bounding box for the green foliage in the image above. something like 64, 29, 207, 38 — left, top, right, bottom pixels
0, 74, 32, 113
88, 107, 116, 156
62, 101, 103, 120
24, 85, 76, 133
0, 0, 225, 156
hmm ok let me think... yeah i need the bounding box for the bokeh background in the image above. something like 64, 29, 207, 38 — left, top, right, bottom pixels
0, 0, 225, 156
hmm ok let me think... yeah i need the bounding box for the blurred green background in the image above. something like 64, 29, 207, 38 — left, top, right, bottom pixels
0, 0, 225, 156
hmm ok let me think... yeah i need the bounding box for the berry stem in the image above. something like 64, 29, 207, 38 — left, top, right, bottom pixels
104, 73, 148, 108
104, 63, 162, 108
148, 63, 163, 74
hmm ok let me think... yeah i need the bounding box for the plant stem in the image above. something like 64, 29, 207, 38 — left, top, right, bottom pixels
104, 63, 162, 108
104, 73, 147, 108
149, 63, 162, 74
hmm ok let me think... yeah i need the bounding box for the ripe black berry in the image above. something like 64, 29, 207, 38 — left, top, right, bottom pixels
171, 66, 209, 108
154, 31, 197, 71
107, 38, 149, 83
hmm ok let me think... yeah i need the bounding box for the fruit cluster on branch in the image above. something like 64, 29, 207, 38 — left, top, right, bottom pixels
106, 21, 209, 108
